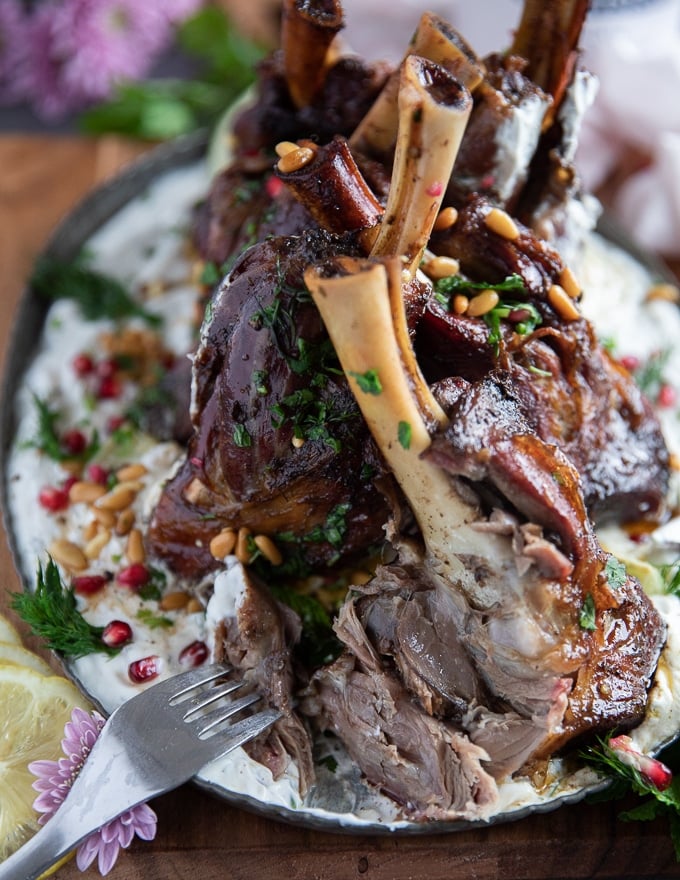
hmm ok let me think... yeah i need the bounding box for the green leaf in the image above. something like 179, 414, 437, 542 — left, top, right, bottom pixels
233, 423, 252, 448
605, 555, 627, 590
398, 420, 412, 450
434, 272, 526, 298
178, 6, 263, 82
11, 559, 117, 657
579, 593, 597, 630
270, 584, 342, 668
26, 396, 99, 464
349, 369, 383, 395
136, 608, 174, 630
31, 254, 160, 326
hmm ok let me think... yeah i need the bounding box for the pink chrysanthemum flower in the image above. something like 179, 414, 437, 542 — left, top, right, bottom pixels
29, 707, 158, 877
21, 0, 180, 120
0, 0, 31, 106
162, 0, 205, 25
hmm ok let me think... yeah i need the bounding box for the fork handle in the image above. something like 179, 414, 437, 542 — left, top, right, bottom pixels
0, 733, 170, 880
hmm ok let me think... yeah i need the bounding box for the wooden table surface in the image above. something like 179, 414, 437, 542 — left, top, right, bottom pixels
2, 133, 680, 880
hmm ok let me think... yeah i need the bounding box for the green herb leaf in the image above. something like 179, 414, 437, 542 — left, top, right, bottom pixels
579, 593, 597, 630
270, 584, 342, 668
434, 272, 526, 300
634, 349, 672, 400
349, 369, 383, 395
31, 255, 160, 326
233, 424, 252, 448
604, 555, 627, 590
26, 396, 99, 464
136, 608, 174, 630
398, 420, 412, 450
11, 559, 117, 657
660, 558, 680, 597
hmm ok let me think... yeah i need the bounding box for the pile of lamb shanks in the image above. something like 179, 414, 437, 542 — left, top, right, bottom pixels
147, 0, 671, 820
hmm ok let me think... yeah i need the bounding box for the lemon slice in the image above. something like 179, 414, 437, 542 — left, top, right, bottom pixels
0, 664, 90, 861
0, 641, 53, 677
0, 614, 22, 646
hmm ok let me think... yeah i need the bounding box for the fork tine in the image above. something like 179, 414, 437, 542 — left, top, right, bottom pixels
195, 691, 264, 738
166, 663, 232, 703
205, 708, 283, 758
182, 680, 246, 721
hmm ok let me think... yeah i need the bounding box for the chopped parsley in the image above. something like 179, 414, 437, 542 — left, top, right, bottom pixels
11, 559, 117, 657
275, 503, 353, 573
398, 420, 412, 450
349, 369, 383, 395
31, 254, 160, 326
579, 593, 597, 631
136, 608, 174, 630
634, 349, 672, 401
233, 423, 252, 448
484, 300, 542, 356
604, 555, 627, 590
660, 558, 680, 597
433, 272, 526, 307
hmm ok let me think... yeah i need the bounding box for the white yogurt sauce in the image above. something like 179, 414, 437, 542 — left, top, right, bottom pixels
6, 156, 680, 830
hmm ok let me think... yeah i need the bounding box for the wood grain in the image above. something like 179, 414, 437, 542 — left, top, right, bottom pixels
1, 135, 680, 880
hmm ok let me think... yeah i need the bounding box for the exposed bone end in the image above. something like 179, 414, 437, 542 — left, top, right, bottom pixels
351, 12, 484, 160
276, 135, 383, 237
281, 0, 345, 109
370, 56, 472, 277
409, 12, 485, 91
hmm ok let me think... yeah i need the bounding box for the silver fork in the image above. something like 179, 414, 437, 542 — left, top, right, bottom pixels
0, 663, 281, 880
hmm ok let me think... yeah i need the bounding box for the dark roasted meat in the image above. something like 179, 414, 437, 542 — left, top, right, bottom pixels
211, 560, 315, 793
146, 229, 389, 577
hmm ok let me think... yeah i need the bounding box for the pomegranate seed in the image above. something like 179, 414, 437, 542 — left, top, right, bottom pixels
117, 563, 150, 589
38, 486, 69, 512
97, 376, 121, 399
62, 475, 78, 494
128, 655, 161, 683
96, 358, 118, 379
265, 175, 284, 198
61, 429, 87, 455
620, 354, 640, 371
102, 620, 133, 648
106, 415, 126, 434
73, 574, 109, 595
609, 734, 673, 791
179, 640, 209, 668
87, 464, 109, 485
657, 384, 677, 408
507, 308, 531, 324
72, 352, 95, 377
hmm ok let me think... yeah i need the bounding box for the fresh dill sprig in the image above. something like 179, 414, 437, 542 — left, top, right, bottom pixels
11, 559, 118, 657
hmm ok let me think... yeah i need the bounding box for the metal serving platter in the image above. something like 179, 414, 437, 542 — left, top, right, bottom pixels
2, 131, 673, 836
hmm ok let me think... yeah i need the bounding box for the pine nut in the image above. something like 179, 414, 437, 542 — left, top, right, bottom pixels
49, 539, 88, 572
85, 529, 111, 560
96, 486, 136, 511
126, 528, 146, 564
277, 146, 316, 174
484, 207, 520, 240
113, 480, 144, 494
645, 282, 680, 304
292, 436, 306, 449
670, 452, 680, 472
115, 508, 136, 537
548, 283, 580, 322
116, 463, 148, 482
559, 265, 581, 299
69, 481, 107, 504
186, 598, 204, 614
235, 527, 252, 564
91, 506, 117, 529
274, 140, 299, 158
453, 294, 469, 315
467, 289, 500, 317
253, 534, 283, 566
433, 206, 458, 232
422, 255, 460, 280
209, 528, 237, 559
82, 520, 99, 542
159, 591, 190, 611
